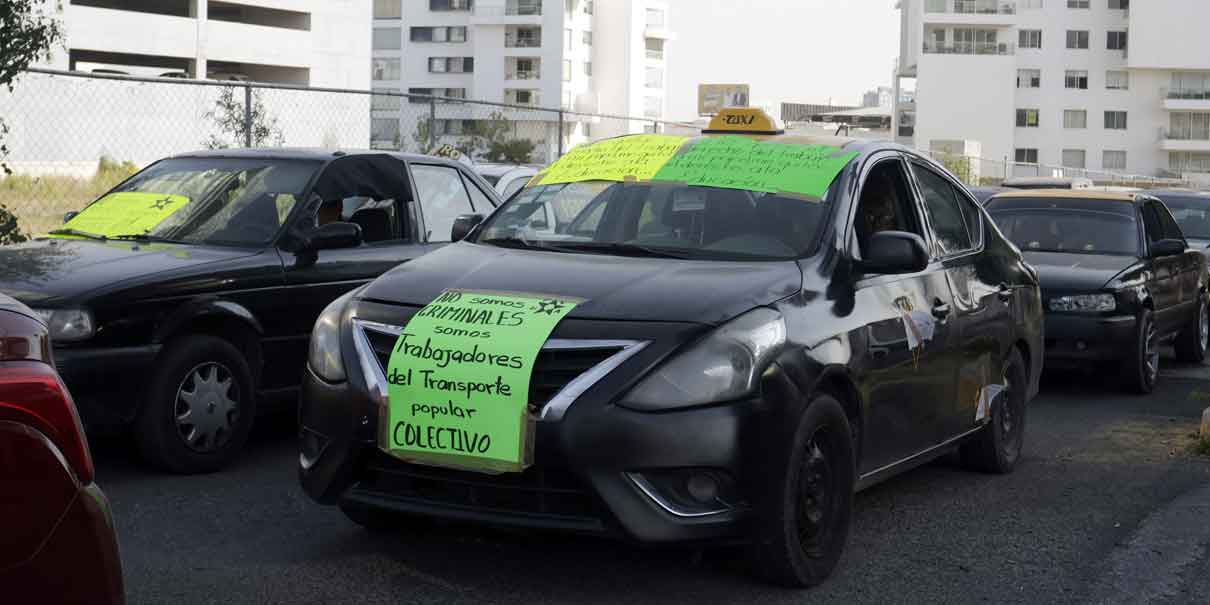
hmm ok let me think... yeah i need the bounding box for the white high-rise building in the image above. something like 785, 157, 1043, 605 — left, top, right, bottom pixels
896, 0, 1210, 185
371, 0, 673, 160
42, 1, 370, 87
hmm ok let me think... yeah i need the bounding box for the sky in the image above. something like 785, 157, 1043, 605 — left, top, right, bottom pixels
663, 0, 902, 121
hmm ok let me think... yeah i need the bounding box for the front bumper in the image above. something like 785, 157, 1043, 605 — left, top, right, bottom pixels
54, 345, 161, 429
1043, 313, 1136, 365
298, 361, 797, 544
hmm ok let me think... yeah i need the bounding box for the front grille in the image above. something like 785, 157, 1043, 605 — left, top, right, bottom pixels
358, 451, 604, 529
363, 327, 622, 412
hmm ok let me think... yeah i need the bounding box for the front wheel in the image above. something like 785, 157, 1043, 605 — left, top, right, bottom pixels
1123, 309, 1159, 395
960, 348, 1027, 474
1175, 294, 1208, 364
747, 395, 855, 588
135, 334, 256, 474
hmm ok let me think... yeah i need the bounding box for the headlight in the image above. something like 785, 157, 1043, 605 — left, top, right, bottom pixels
1048, 293, 1116, 313
31, 308, 95, 343
624, 308, 786, 411
308, 289, 359, 382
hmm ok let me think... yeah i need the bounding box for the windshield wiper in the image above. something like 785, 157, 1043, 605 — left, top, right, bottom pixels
550, 242, 694, 259
46, 228, 108, 241
479, 236, 554, 251
109, 233, 186, 244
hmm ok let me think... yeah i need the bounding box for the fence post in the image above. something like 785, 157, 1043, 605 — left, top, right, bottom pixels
428, 96, 437, 152
651, 120, 660, 134
1003, 156, 1008, 179
557, 110, 565, 158
243, 84, 254, 148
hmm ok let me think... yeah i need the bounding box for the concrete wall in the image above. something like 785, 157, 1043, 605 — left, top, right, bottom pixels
1129, 1, 1210, 71
914, 53, 1014, 170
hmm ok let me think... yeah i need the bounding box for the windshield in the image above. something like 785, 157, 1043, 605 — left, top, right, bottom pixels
65, 157, 320, 246
989, 208, 1140, 256
474, 181, 832, 260
1157, 196, 1210, 239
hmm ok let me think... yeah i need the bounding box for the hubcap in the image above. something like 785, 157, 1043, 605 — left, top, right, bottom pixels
174, 362, 239, 453
1144, 321, 1159, 383
797, 429, 836, 557
1199, 303, 1208, 352
998, 372, 1021, 460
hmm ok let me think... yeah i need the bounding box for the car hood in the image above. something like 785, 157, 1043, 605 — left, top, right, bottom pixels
1022, 251, 1141, 292
0, 237, 261, 306
360, 242, 803, 325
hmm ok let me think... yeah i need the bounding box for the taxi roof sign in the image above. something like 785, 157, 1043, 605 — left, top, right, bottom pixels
704, 107, 785, 135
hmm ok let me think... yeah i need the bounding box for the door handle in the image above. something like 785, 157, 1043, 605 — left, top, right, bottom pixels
997, 283, 1013, 301
932, 302, 951, 319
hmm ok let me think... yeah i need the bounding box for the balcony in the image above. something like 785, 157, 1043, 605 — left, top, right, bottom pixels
922, 41, 1014, 55
505, 27, 541, 48
1160, 130, 1210, 152
504, 89, 541, 107
471, 0, 542, 24
1163, 88, 1210, 111
505, 57, 541, 80
923, 1, 1016, 26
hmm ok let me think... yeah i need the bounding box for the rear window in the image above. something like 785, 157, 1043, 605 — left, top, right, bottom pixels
988, 199, 1140, 256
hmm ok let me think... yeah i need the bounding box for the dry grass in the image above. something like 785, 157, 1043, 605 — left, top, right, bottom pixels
1194, 436, 1210, 457
0, 158, 139, 237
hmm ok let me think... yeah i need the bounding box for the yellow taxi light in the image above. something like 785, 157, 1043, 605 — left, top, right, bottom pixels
704, 108, 785, 135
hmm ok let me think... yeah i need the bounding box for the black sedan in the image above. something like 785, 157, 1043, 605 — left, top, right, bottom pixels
0, 148, 501, 472
1149, 189, 1210, 250
986, 190, 1209, 393
299, 111, 1043, 587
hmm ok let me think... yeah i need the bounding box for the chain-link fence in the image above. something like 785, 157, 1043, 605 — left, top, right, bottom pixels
0, 68, 698, 237
914, 149, 1194, 190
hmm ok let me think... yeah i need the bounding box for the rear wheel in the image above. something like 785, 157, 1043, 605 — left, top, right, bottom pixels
135, 334, 256, 474
1175, 294, 1208, 364
747, 395, 855, 588
961, 348, 1027, 474
1123, 309, 1159, 394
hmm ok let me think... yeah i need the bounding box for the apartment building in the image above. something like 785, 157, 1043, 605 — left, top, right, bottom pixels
371, 0, 673, 160
42, 1, 370, 88
896, 0, 1210, 184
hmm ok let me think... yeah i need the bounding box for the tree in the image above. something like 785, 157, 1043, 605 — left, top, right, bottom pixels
1, 0, 63, 244
203, 85, 284, 149
484, 139, 536, 164
411, 117, 434, 154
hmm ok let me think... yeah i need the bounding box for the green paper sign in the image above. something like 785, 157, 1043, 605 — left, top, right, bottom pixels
60, 192, 190, 237
653, 137, 858, 199
384, 289, 580, 474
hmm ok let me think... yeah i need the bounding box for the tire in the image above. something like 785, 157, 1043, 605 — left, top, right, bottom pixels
960, 348, 1027, 474
1122, 309, 1159, 395
747, 395, 855, 588
1175, 294, 1208, 364
134, 334, 256, 474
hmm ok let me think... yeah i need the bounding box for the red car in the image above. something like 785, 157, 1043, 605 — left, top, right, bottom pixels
0, 293, 124, 603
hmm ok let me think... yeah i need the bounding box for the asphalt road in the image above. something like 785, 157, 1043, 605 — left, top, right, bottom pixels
94, 361, 1210, 605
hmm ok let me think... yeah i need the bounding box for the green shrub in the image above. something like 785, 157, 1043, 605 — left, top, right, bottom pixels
485, 139, 536, 164
0, 203, 27, 245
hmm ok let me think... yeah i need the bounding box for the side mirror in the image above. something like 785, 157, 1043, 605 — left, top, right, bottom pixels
1150, 238, 1186, 258
451, 213, 485, 242
861, 231, 930, 275
63, 211, 78, 224
306, 222, 362, 251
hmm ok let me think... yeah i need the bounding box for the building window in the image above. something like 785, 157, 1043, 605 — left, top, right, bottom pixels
506, 89, 539, 106
371, 118, 400, 144
1104, 111, 1128, 129
1062, 149, 1086, 169
1063, 110, 1088, 129
430, 0, 472, 10
374, 0, 402, 19
1066, 30, 1089, 49
429, 57, 474, 73
1067, 0, 1089, 8
372, 88, 401, 111
373, 28, 402, 50
407, 88, 467, 103
645, 67, 663, 88
1015, 148, 1039, 164
1109, 0, 1129, 8
646, 8, 664, 27
644, 96, 662, 118
411, 26, 468, 43
1017, 69, 1041, 88
1103, 150, 1127, 171
1065, 70, 1089, 89
1169, 112, 1210, 141
583, 0, 593, 14
1016, 108, 1040, 128
507, 25, 540, 48
565, 28, 573, 51
508, 57, 539, 79
563, 59, 572, 82
372, 58, 401, 80
1107, 31, 1128, 51
583, 31, 592, 45
1106, 70, 1130, 90
646, 38, 665, 60
1171, 152, 1210, 174
1019, 29, 1042, 49
583, 62, 592, 77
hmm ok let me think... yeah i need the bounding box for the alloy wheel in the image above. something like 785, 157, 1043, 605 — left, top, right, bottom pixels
997, 372, 1022, 461
1144, 321, 1159, 385
797, 429, 837, 558
1200, 302, 1208, 353
174, 362, 240, 454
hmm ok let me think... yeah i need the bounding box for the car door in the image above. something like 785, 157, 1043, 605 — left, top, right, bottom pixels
908, 160, 1010, 439
1155, 201, 1202, 321
410, 162, 494, 250
850, 153, 960, 474
1141, 201, 1183, 333
272, 155, 427, 390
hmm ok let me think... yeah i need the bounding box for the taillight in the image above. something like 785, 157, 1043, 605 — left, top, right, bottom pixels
0, 362, 95, 484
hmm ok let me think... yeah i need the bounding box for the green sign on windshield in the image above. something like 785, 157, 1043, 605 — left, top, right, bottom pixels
653, 137, 859, 200
384, 290, 580, 474
60, 192, 190, 237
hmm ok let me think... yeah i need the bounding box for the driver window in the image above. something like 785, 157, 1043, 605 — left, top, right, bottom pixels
855, 159, 919, 257
317, 196, 400, 244
412, 164, 476, 242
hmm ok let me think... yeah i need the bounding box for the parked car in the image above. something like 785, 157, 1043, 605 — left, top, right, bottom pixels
299, 109, 1042, 587
0, 293, 124, 604
0, 149, 501, 473
474, 163, 539, 200
1148, 189, 1210, 250
986, 190, 1208, 393
1002, 176, 1094, 190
